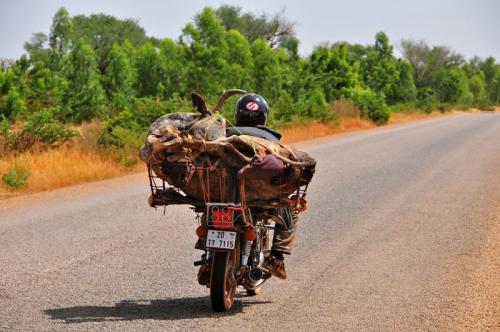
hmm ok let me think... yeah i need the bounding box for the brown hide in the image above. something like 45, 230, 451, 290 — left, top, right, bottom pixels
139, 91, 315, 206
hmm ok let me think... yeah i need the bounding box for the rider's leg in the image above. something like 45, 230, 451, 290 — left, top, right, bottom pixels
272, 207, 299, 255
263, 207, 299, 279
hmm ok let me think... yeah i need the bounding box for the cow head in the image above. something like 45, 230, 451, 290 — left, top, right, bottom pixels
139, 89, 247, 163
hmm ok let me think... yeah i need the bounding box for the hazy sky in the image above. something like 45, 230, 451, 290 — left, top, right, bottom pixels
1, 0, 499, 60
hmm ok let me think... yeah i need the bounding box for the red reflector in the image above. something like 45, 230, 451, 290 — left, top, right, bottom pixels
244, 229, 257, 241
211, 207, 233, 229
196, 226, 208, 238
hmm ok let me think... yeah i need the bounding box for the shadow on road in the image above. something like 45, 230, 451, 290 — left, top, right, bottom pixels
44, 294, 270, 323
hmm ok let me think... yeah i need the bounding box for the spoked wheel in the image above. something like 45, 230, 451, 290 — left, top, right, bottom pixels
210, 248, 239, 311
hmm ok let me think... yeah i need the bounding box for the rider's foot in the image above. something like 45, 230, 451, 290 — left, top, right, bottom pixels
262, 254, 287, 280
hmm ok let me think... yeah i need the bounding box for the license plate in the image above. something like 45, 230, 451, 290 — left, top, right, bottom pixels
206, 230, 237, 250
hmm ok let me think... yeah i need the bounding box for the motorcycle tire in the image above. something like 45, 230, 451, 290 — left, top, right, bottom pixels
210, 249, 239, 311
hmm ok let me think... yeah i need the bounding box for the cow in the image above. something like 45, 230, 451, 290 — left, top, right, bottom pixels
139, 90, 316, 208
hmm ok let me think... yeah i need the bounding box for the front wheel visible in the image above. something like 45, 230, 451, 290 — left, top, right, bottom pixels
210, 250, 238, 311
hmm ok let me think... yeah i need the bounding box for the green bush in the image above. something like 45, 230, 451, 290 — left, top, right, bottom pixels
351, 88, 390, 125
99, 96, 192, 167
1, 87, 26, 119
104, 96, 192, 134
98, 118, 147, 168
272, 91, 296, 123
437, 103, 452, 113
476, 101, 496, 111
0, 115, 11, 155
297, 87, 339, 122
9, 109, 79, 152
416, 87, 437, 113
2, 164, 31, 190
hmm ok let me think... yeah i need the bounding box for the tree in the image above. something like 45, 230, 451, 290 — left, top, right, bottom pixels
1, 87, 25, 119
392, 60, 417, 102
224, 30, 254, 91
374, 31, 392, 58
214, 5, 295, 49
134, 42, 162, 97
360, 32, 400, 102
296, 86, 333, 121
431, 68, 463, 103
63, 39, 105, 121
24, 62, 66, 113
307, 44, 359, 101
24, 32, 50, 65
158, 38, 188, 99
0, 70, 4, 93
181, 7, 229, 95
252, 39, 286, 99
401, 39, 464, 88
479, 56, 500, 103
468, 74, 486, 104
49, 7, 73, 71
264, 9, 296, 49
71, 13, 148, 71
105, 44, 136, 108
351, 87, 390, 125
279, 35, 300, 61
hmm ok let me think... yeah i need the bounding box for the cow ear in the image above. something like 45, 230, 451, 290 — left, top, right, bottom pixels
191, 92, 212, 115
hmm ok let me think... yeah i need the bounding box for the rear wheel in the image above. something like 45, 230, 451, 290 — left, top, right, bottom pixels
210, 249, 239, 311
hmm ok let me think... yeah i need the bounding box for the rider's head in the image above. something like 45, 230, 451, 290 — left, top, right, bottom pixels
234, 93, 269, 126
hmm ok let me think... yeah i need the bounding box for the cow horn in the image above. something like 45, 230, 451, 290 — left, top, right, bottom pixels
191, 92, 212, 115
214, 89, 247, 113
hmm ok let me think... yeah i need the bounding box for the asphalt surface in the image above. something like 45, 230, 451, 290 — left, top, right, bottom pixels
1, 113, 499, 331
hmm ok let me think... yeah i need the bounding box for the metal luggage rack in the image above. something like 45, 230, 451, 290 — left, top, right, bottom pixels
147, 165, 203, 208
147, 164, 309, 210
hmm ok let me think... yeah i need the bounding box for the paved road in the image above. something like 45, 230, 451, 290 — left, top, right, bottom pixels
1, 113, 499, 331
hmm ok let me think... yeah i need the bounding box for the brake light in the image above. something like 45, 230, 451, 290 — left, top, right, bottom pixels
210, 206, 238, 229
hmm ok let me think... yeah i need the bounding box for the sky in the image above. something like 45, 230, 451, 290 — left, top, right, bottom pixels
1, 0, 499, 61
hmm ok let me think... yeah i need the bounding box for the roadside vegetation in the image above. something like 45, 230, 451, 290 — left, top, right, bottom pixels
1, 5, 499, 194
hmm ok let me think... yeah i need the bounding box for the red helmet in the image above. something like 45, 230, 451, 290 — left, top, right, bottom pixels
234, 93, 269, 126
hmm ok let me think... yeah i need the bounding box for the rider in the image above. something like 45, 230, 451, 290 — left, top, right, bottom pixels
226, 93, 299, 280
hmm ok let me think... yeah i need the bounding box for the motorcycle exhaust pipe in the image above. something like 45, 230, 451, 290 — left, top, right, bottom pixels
241, 240, 253, 267
248, 267, 264, 281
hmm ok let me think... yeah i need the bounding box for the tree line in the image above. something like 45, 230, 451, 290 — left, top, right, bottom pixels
0, 5, 499, 154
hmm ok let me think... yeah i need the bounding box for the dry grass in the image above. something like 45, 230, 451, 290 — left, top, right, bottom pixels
281, 118, 374, 144
281, 122, 337, 144
389, 110, 451, 124
279, 99, 372, 143
331, 100, 361, 118
0, 146, 136, 197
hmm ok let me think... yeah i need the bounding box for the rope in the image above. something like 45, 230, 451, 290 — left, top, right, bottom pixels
197, 167, 208, 203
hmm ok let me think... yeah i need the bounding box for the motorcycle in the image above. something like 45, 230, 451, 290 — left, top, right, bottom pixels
194, 202, 282, 311
148, 160, 308, 311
